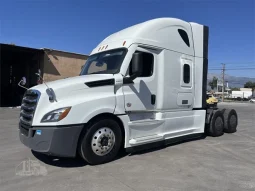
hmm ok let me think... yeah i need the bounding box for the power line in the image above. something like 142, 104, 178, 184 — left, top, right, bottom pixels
226, 68, 255, 70
209, 68, 255, 71
222, 62, 255, 65
209, 65, 255, 68
209, 62, 255, 69
210, 62, 255, 65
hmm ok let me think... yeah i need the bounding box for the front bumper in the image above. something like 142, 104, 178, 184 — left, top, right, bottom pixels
19, 123, 84, 157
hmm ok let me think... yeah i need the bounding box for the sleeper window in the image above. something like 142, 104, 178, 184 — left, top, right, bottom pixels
129, 51, 154, 77
178, 29, 190, 47
183, 64, 190, 84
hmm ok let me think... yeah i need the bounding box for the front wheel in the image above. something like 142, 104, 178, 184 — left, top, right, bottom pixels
79, 118, 122, 165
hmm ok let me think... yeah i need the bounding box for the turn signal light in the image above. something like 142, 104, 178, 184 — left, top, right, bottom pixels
59, 107, 71, 121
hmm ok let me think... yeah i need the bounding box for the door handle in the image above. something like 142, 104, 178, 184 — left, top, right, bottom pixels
151, 94, 156, 105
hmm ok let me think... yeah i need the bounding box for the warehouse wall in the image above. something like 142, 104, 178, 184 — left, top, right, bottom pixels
0, 44, 42, 106
42, 50, 88, 82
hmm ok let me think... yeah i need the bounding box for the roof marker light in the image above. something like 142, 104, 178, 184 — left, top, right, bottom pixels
102, 46, 105, 49
123, 41, 126, 46
98, 47, 101, 51
105, 45, 108, 49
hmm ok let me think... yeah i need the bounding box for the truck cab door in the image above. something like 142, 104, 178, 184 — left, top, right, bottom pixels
122, 47, 157, 112
177, 58, 194, 108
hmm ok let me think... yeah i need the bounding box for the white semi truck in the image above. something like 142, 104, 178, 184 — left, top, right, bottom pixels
19, 18, 238, 165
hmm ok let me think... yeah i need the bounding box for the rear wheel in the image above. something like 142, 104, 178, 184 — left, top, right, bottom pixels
79, 118, 122, 165
222, 109, 238, 133
207, 110, 224, 137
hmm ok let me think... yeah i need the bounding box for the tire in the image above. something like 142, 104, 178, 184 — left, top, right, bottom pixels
78, 118, 122, 165
208, 110, 224, 137
222, 109, 238, 133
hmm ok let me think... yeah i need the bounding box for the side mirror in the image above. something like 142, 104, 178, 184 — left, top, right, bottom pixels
21, 77, 26, 86
131, 52, 143, 76
18, 77, 28, 90
123, 52, 143, 84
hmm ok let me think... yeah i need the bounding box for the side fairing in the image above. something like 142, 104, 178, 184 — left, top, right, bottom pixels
190, 23, 209, 109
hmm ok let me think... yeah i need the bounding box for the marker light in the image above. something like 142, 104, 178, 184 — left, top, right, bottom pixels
123, 41, 126, 46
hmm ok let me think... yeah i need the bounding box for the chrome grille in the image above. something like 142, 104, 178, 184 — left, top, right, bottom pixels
20, 90, 40, 126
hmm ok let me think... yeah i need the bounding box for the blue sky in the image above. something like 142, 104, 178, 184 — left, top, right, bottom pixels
1, 0, 254, 77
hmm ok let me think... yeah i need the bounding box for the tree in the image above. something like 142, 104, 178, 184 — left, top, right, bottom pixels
244, 81, 255, 91
208, 76, 218, 90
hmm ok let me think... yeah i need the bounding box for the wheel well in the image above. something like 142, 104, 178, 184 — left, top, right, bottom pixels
76, 113, 125, 156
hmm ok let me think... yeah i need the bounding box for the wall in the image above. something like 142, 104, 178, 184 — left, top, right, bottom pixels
231, 91, 252, 99
42, 50, 88, 82
0, 44, 42, 106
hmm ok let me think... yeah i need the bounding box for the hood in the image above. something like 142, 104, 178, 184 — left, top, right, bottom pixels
31, 74, 114, 100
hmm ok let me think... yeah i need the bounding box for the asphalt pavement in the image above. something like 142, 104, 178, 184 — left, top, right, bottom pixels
0, 102, 255, 191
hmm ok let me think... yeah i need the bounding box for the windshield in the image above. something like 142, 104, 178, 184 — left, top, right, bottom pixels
80, 48, 127, 75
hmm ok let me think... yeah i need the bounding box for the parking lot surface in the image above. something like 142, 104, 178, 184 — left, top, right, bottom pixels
0, 103, 255, 191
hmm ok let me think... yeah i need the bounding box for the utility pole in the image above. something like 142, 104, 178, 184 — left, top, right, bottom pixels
222, 63, 225, 102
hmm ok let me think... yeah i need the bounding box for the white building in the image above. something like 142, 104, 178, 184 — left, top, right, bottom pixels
231, 88, 253, 99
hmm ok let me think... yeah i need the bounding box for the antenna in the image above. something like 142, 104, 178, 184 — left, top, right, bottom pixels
35, 73, 50, 89
35, 73, 57, 102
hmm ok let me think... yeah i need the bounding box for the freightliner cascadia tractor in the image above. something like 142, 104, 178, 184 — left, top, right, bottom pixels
19, 18, 238, 165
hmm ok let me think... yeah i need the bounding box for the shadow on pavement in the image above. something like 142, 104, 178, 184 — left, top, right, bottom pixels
32, 148, 129, 167
32, 150, 87, 168
130, 134, 207, 155
32, 135, 206, 167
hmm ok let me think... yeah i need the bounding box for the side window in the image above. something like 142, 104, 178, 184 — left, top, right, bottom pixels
178, 29, 190, 47
183, 64, 190, 84
129, 51, 154, 77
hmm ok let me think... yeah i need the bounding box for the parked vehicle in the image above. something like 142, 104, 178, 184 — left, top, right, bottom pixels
19, 18, 238, 165
250, 98, 255, 103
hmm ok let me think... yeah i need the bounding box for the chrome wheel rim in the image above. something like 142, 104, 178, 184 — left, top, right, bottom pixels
91, 127, 115, 156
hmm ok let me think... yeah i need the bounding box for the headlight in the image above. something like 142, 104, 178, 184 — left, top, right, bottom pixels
41, 107, 71, 122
